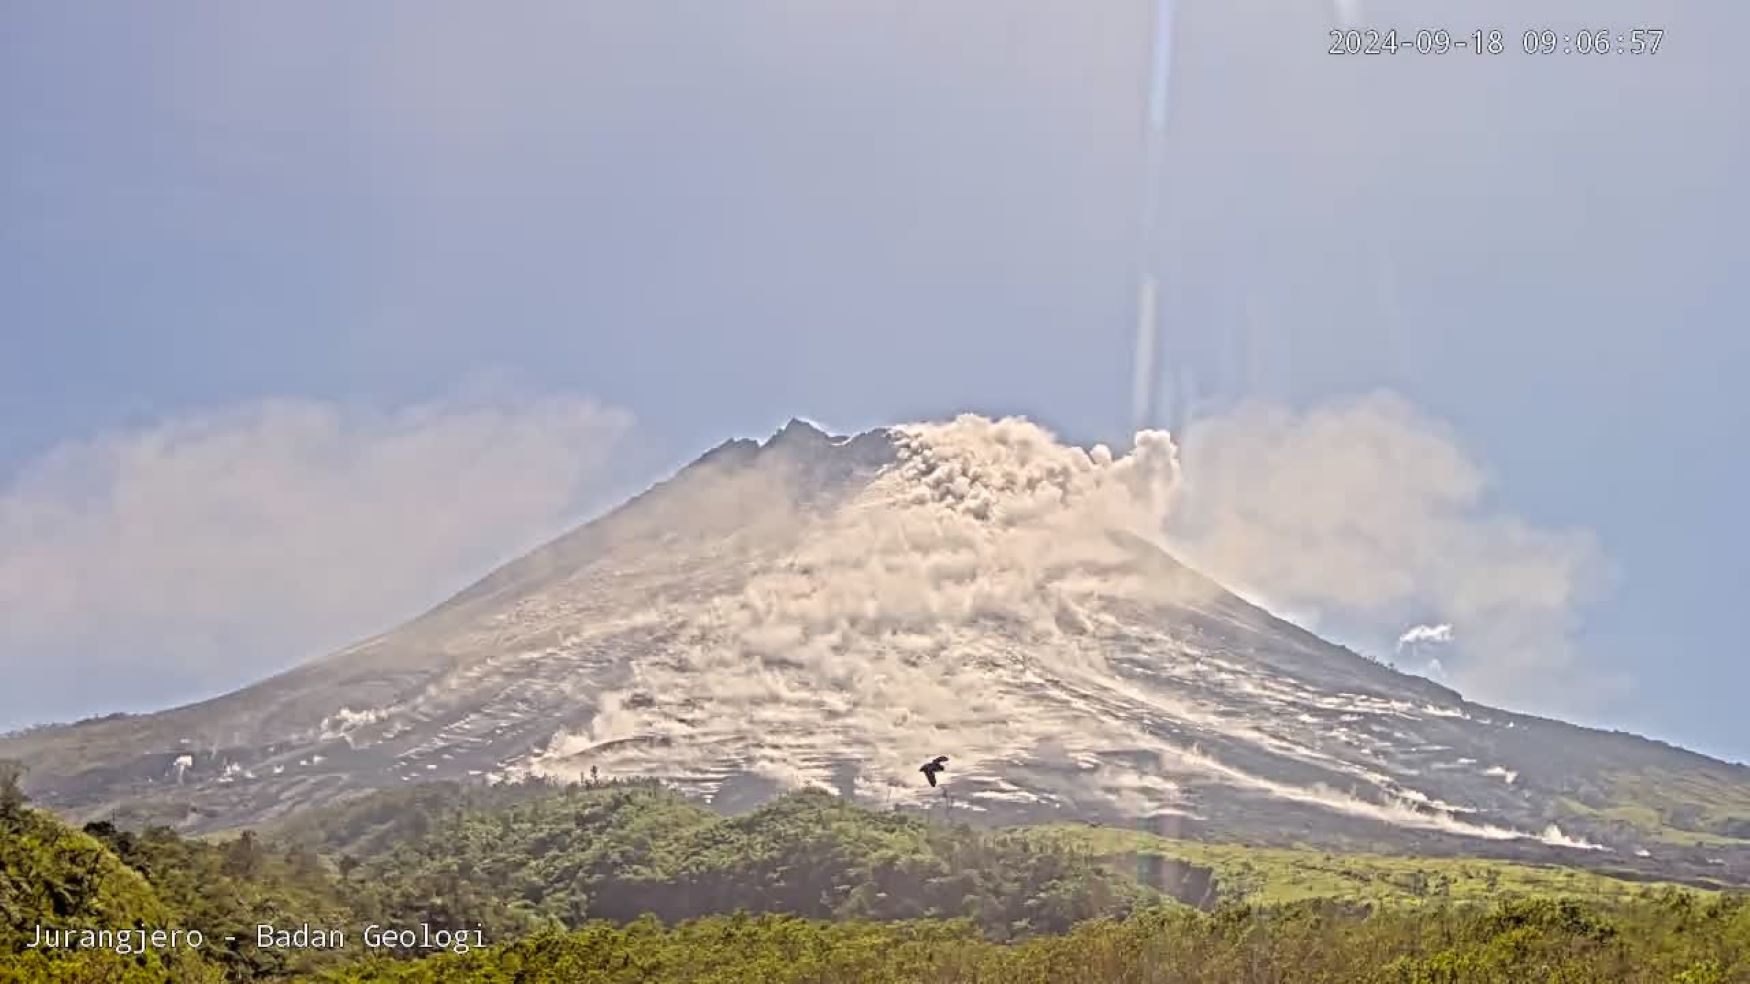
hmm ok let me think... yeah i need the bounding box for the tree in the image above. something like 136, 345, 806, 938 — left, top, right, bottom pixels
223, 829, 265, 879
0, 759, 27, 818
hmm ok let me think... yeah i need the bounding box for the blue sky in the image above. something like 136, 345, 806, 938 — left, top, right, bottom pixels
2, 0, 1746, 762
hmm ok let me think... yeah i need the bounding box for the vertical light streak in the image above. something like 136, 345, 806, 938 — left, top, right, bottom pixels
1131, 275, 1160, 428
1130, 0, 1177, 433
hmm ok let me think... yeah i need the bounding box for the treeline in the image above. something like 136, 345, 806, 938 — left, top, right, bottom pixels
309, 895, 1750, 984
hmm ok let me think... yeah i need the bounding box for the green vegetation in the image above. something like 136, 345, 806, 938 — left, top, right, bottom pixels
3, 777, 1746, 982
310, 896, 1750, 984
2, 781, 1142, 981
1585, 771, 1750, 845
0, 798, 219, 983
1028, 824, 1704, 906
276, 780, 1144, 939
79, 822, 361, 980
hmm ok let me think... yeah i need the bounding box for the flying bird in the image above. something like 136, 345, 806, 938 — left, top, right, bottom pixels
919, 755, 949, 788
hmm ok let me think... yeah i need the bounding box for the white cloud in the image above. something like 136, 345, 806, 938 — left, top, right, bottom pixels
1397, 623, 1454, 649
0, 394, 632, 722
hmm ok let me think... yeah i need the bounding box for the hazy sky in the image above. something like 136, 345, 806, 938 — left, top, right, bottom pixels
2, 1, 1745, 761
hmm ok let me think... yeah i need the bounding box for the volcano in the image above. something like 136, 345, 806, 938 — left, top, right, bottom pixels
4, 416, 1746, 885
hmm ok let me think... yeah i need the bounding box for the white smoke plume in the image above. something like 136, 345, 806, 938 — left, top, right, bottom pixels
537, 415, 1188, 788
1484, 765, 1520, 784
1540, 824, 1608, 852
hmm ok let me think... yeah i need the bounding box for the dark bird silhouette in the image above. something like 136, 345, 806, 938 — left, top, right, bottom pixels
919, 755, 949, 788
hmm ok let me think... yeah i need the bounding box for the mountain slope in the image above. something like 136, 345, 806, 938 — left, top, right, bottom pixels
4, 416, 1746, 885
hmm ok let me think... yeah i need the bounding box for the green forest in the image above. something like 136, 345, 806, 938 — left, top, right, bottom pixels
2, 775, 1746, 983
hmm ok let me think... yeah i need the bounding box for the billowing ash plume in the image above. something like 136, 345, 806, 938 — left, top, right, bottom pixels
535, 416, 1191, 799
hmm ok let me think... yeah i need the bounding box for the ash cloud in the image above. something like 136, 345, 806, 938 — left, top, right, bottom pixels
1167, 393, 1614, 714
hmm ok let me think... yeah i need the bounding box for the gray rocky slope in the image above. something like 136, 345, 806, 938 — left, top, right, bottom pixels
4, 417, 1746, 886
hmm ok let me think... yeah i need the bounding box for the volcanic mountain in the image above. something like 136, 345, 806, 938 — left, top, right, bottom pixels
4, 416, 1747, 885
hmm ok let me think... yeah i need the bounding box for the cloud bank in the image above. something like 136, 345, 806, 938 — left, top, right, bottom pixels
1167, 393, 1612, 712
0, 394, 632, 727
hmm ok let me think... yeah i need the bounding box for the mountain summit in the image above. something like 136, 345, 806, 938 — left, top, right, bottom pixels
4, 416, 1746, 884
